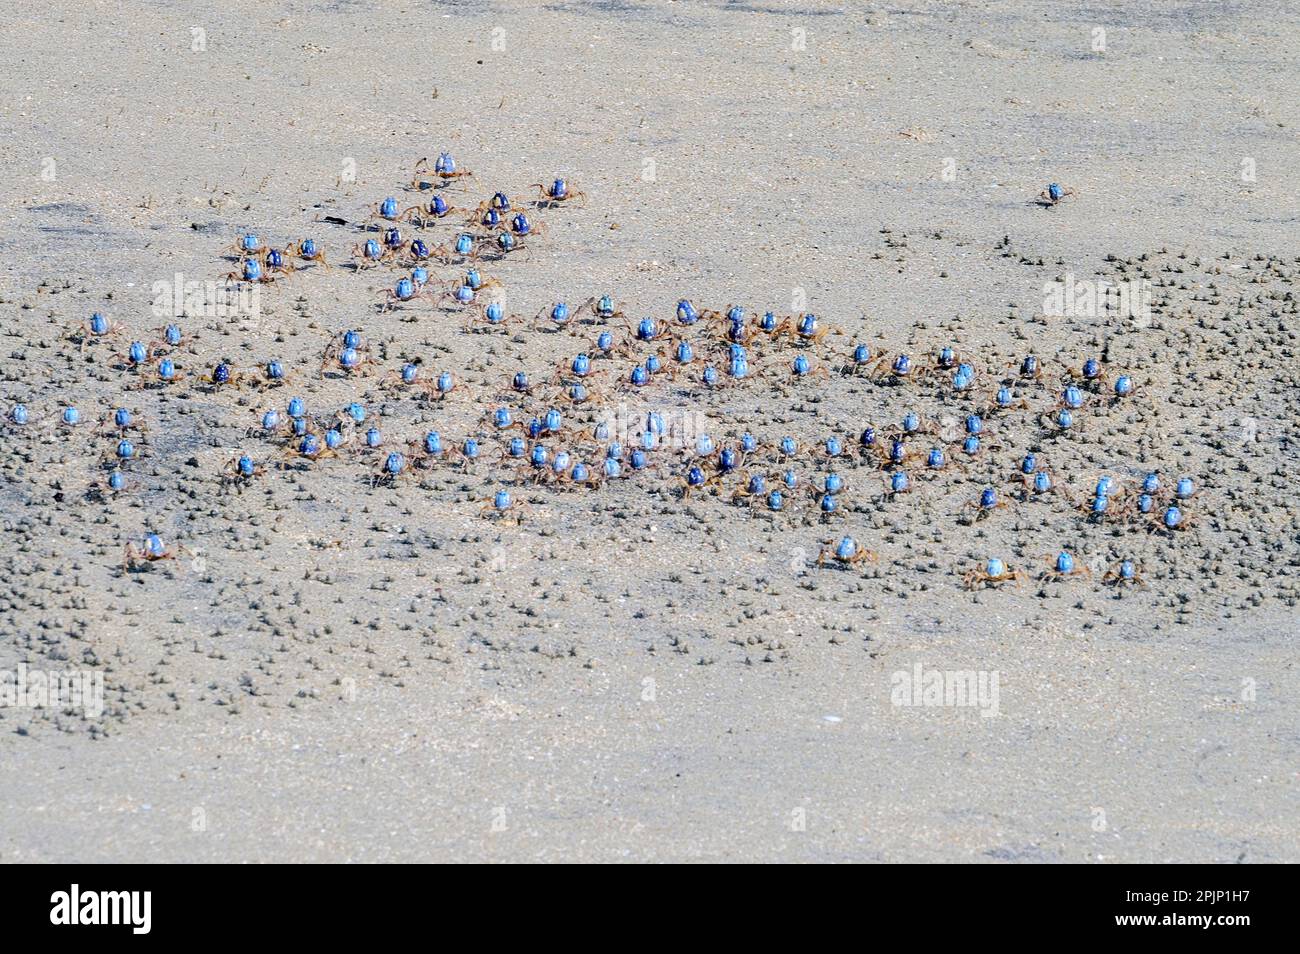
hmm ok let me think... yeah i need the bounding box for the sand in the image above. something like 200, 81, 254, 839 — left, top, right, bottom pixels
0, 0, 1297, 863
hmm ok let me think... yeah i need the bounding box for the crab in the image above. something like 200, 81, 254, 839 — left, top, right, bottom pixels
398, 196, 459, 228
226, 257, 280, 284
767, 354, 830, 393
729, 472, 774, 507
128, 357, 185, 390
1037, 182, 1077, 206
1103, 560, 1148, 587
963, 558, 1027, 589
350, 238, 395, 270
578, 294, 627, 324
68, 312, 123, 351
479, 489, 532, 524
221, 454, 266, 490
287, 238, 329, 267
369, 452, 415, 488
817, 536, 879, 569
122, 534, 189, 571
1040, 552, 1091, 583
963, 487, 1009, 521
411, 153, 474, 188
782, 313, 845, 348
531, 177, 587, 207
463, 301, 522, 334
869, 352, 932, 385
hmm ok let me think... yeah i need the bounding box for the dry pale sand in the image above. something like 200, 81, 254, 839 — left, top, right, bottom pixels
0, 0, 1297, 862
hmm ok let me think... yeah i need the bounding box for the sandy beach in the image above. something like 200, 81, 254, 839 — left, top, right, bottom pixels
0, 0, 1297, 863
